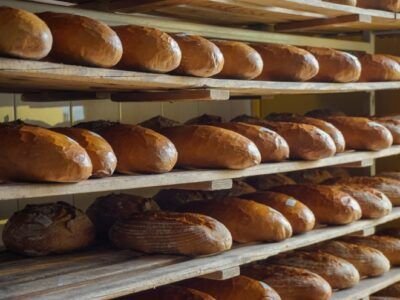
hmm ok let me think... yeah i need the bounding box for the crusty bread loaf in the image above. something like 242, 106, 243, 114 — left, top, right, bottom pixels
271, 184, 362, 225
288, 169, 334, 184
358, 54, 400, 81
75, 121, 177, 174
182, 276, 281, 300
246, 174, 296, 190
374, 282, 400, 298
52, 127, 117, 178
212, 40, 263, 79
178, 197, 292, 243
113, 25, 181, 73
129, 285, 216, 300
38, 12, 122, 67
172, 34, 224, 77
313, 240, 391, 277
0, 7, 52, 59
109, 211, 232, 256
271, 251, 360, 289
252, 43, 319, 81
242, 264, 332, 300
241, 191, 315, 234
232, 115, 336, 160
3, 202, 95, 256
357, 0, 400, 11
0, 123, 92, 182
371, 117, 400, 144
323, 0, 357, 6
86, 193, 159, 237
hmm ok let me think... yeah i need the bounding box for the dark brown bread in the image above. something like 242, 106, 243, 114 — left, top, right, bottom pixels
109, 211, 232, 256
246, 174, 296, 190
0, 7, 52, 59
371, 117, 400, 144
288, 169, 334, 184
374, 282, 400, 298
358, 54, 400, 81
38, 12, 122, 67
3, 202, 95, 256
129, 285, 216, 300
357, 0, 400, 11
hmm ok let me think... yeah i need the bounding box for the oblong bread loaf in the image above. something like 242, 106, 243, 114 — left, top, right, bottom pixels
358, 54, 400, 81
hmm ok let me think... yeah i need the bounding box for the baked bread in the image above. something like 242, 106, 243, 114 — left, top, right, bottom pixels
109, 211, 232, 256
177, 197, 292, 243
86, 193, 159, 237
241, 191, 315, 234
113, 25, 181, 73
75, 121, 177, 174
38, 12, 122, 67
129, 285, 215, 300
3, 202, 95, 256
271, 251, 360, 290
374, 282, 400, 297
246, 174, 296, 190
358, 54, 400, 81
252, 43, 319, 81
52, 127, 117, 178
357, 0, 400, 11
242, 264, 332, 300
371, 117, 400, 144
212, 40, 263, 79
0, 123, 92, 182
172, 34, 224, 77
323, 0, 357, 5
271, 184, 362, 225
288, 169, 334, 184
0, 7, 52, 59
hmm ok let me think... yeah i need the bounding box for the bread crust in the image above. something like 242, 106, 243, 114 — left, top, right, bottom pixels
358, 54, 400, 81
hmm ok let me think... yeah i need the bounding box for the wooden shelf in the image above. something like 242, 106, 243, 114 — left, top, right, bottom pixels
1, 208, 400, 300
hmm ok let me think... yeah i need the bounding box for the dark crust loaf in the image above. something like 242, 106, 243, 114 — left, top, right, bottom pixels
140, 115, 181, 131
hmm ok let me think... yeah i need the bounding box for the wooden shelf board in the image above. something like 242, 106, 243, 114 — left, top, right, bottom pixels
2, 208, 400, 300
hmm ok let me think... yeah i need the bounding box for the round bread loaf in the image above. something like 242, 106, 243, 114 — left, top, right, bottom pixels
374, 282, 400, 298
358, 54, 400, 81
129, 285, 216, 300
288, 169, 334, 184
324, 0, 357, 5
113, 25, 181, 73
38, 12, 122, 67
357, 0, 400, 11
3, 202, 95, 256
371, 117, 400, 144
246, 174, 296, 190
172, 34, 224, 77
0, 7, 52, 60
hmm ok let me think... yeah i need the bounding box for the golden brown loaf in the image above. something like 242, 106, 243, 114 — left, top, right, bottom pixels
241, 191, 315, 234
242, 264, 332, 300
288, 169, 334, 184
0, 7, 52, 59
109, 211, 232, 256
212, 40, 263, 79
129, 285, 216, 300
358, 54, 400, 81
0, 124, 92, 182
271, 184, 362, 225
172, 34, 224, 77
75, 121, 177, 174
86, 193, 159, 236
371, 117, 400, 144
52, 127, 117, 178
324, 0, 357, 5
252, 43, 319, 81
178, 197, 292, 243
271, 251, 360, 290
182, 276, 281, 300
3, 202, 95, 256
38, 12, 122, 67
246, 174, 296, 190
113, 25, 181, 73
357, 0, 400, 11
374, 282, 400, 297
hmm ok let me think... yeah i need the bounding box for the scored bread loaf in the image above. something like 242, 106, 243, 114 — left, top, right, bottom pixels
251, 43, 319, 81
129, 285, 215, 300
109, 211, 232, 256
242, 264, 332, 300
357, 54, 400, 81
357, 0, 400, 11
52, 127, 117, 178
240, 191, 315, 234
271, 251, 360, 289
177, 197, 292, 243
113, 25, 181, 73
3, 202, 95, 256
246, 174, 296, 190
212, 40, 263, 79
324, 0, 357, 6
288, 169, 334, 184
38, 12, 122, 67
371, 117, 400, 144
0, 7, 52, 59
270, 184, 362, 225
374, 282, 400, 298
172, 34, 224, 77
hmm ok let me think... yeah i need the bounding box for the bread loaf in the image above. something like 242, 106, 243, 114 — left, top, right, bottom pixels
0, 123, 92, 182
3, 202, 95, 256
109, 211, 232, 256
252, 43, 319, 81
371, 117, 400, 144
129, 285, 215, 300
86, 193, 159, 236
178, 197, 292, 243
242, 264, 332, 300
271, 251, 360, 289
240, 191, 315, 234
358, 54, 400, 81
75, 121, 177, 174
270, 184, 362, 224
113, 25, 181, 73
212, 40, 263, 79
288, 169, 334, 184
374, 282, 400, 297
313, 240, 391, 277
357, 0, 400, 11
246, 174, 296, 190
182, 276, 281, 300
232, 115, 336, 160
323, 0, 357, 6
172, 34, 224, 77
52, 127, 117, 178
0, 7, 52, 59
38, 12, 122, 67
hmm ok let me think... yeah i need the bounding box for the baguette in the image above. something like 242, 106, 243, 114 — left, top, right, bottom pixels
358, 54, 400, 81
357, 0, 400, 11
129, 285, 215, 300
246, 174, 296, 190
